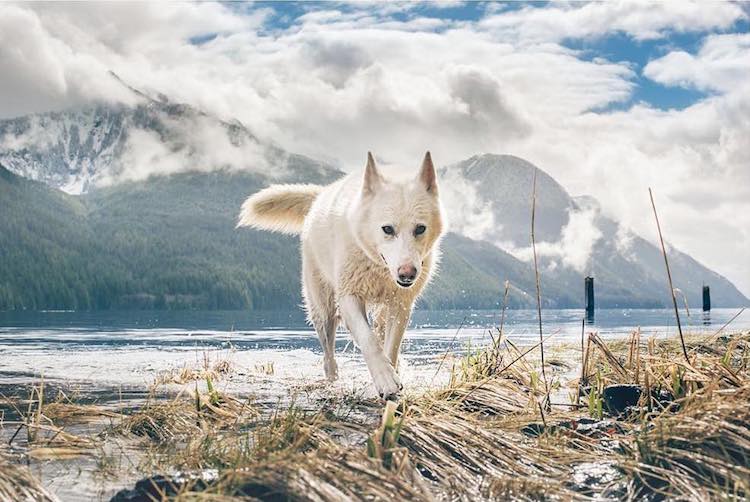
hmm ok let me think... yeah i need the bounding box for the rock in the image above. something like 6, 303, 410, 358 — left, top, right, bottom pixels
110, 475, 178, 502
602, 385, 642, 416
573, 418, 627, 438
110, 470, 218, 502
521, 422, 549, 437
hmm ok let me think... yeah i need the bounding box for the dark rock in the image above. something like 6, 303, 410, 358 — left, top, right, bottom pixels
110, 470, 218, 502
651, 388, 675, 407
602, 384, 642, 416
521, 422, 550, 437
110, 475, 178, 502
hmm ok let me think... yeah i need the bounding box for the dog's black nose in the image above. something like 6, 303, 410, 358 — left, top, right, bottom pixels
397, 264, 417, 285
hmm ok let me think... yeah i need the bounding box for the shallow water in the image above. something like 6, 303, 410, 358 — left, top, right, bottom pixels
1, 308, 747, 392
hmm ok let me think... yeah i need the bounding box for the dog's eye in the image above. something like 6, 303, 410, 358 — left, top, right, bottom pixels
414, 224, 426, 236
382, 225, 395, 235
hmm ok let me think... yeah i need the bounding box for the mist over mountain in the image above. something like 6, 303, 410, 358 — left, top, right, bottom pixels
0, 98, 746, 311
441, 154, 747, 307
0, 75, 335, 193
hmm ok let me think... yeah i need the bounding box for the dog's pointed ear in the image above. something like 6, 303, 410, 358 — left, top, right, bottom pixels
418, 151, 438, 194
362, 151, 382, 195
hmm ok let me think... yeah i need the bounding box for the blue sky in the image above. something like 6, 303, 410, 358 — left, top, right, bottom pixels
241, 1, 749, 112
568, 21, 750, 111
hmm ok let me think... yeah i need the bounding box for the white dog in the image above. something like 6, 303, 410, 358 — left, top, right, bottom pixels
238, 152, 444, 398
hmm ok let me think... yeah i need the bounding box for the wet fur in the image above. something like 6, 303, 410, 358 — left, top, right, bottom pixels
238, 153, 444, 397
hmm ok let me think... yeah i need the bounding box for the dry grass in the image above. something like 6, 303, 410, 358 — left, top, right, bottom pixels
622, 383, 750, 499
3, 380, 99, 462
199, 447, 432, 501
3, 330, 749, 501
118, 384, 257, 443
579, 329, 750, 500
0, 449, 59, 502
151, 352, 234, 387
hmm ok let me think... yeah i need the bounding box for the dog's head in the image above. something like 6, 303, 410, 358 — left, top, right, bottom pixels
350, 151, 444, 288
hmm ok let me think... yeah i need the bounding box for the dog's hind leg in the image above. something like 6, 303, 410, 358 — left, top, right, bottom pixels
302, 256, 339, 381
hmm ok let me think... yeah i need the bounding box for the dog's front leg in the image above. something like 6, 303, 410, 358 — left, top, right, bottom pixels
339, 295, 401, 399
384, 302, 411, 369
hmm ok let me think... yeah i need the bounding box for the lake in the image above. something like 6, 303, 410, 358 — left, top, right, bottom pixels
1, 308, 747, 396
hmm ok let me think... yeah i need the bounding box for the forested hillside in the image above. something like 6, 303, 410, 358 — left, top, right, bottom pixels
0, 164, 542, 310
2, 161, 748, 311
0, 166, 302, 309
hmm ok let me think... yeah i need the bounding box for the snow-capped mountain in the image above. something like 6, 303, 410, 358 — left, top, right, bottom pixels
0, 77, 336, 194
0, 104, 127, 193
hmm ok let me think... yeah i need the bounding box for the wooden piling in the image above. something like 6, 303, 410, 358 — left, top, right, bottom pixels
585, 276, 595, 321
702, 285, 711, 312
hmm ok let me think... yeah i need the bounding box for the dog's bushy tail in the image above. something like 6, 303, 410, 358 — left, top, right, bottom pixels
237, 184, 323, 234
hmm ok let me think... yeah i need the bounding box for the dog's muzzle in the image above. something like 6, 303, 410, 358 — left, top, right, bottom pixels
397, 264, 417, 288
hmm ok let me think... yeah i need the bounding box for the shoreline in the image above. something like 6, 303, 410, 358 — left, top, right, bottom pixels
2, 329, 749, 500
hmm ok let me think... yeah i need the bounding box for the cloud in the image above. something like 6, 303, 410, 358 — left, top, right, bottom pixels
644, 33, 750, 92
615, 224, 637, 262
447, 66, 530, 137
0, 116, 56, 151
0, 2, 266, 117
439, 168, 498, 240
0, 4, 137, 117
440, 171, 603, 274
499, 207, 603, 274
479, 2, 746, 42
99, 113, 273, 186
0, 2, 748, 296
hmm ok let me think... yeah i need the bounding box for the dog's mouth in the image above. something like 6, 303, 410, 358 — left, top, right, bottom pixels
381, 254, 416, 288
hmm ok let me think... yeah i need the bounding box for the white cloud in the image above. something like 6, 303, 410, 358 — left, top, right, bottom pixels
500, 207, 603, 274
100, 114, 272, 186
0, 116, 56, 150
0, 2, 748, 296
644, 33, 750, 92
439, 168, 498, 240
615, 224, 636, 262
479, 2, 746, 42
0, 4, 138, 117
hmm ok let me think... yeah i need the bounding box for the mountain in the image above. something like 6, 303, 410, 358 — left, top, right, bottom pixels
0, 162, 540, 310
441, 154, 748, 308
0, 75, 333, 194
1, 157, 745, 311
0, 163, 318, 310
0, 98, 746, 311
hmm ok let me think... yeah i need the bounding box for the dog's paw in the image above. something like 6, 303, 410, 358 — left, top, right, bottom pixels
371, 362, 402, 400
323, 356, 339, 382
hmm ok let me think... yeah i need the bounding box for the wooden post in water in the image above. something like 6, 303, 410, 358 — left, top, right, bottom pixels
585, 276, 595, 321
702, 285, 711, 312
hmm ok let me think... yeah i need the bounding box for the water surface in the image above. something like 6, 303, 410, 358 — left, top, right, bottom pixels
1, 308, 746, 391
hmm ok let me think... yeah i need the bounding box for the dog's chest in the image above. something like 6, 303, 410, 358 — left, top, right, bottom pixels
337, 252, 427, 305
339, 256, 399, 301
